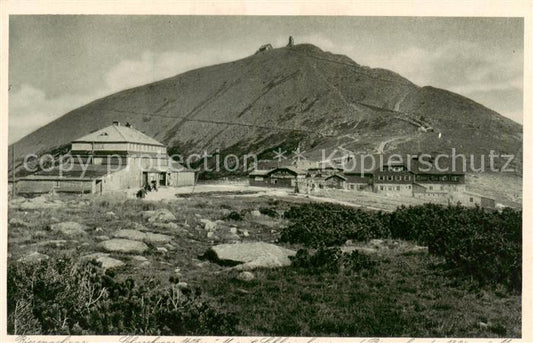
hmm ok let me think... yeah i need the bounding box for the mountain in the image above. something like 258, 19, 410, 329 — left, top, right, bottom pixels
9, 43, 522, 172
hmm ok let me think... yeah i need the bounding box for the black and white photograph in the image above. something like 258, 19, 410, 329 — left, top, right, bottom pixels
2, 1, 530, 341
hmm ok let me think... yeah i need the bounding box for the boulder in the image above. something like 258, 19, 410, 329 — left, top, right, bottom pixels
250, 210, 261, 217
144, 232, 172, 244
152, 222, 179, 230
50, 222, 86, 236
113, 229, 147, 241
96, 256, 125, 270
205, 242, 296, 270
142, 209, 176, 223
236, 271, 255, 282
200, 218, 217, 231
157, 247, 168, 254
132, 255, 148, 262
95, 235, 110, 241
18, 252, 49, 264
99, 239, 149, 254
82, 253, 124, 270
229, 227, 238, 234
239, 229, 250, 237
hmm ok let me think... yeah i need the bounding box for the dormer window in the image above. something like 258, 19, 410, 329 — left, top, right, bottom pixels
98, 132, 109, 136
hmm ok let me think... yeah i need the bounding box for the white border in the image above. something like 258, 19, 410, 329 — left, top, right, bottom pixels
1, 1, 531, 342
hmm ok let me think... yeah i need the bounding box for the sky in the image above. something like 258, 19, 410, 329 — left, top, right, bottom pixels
8, 16, 524, 144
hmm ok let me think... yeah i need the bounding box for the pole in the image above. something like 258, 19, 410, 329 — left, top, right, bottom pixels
11, 145, 16, 198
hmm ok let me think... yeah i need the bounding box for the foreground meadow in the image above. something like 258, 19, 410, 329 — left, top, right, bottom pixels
7, 191, 521, 337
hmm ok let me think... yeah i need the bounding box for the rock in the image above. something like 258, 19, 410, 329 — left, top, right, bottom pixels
142, 209, 176, 223
50, 222, 86, 236
344, 239, 355, 246
177, 282, 188, 290
250, 210, 261, 217
403, 245, 429, 254
152, 222, 179, 230
239, 229, 250, 237
236, 271, 255, 282
205, 242, 296, 270
95, 227, 104, 233
99, 239, 149, 254
9, 218, 31, 228
132, 255, 148, 262
157, 247, 168, 254
82, 252, 109, 260
200, 219, 217, 231
50, 217, 60, 223
144, 232, 172, 244
222, 232, 241, 242
95, 256, 124, 270
114, 229, 147, 241
369, 239, 385, 249
174, 267, 181, 274
139, 261, 151, 267
165, 243, 176, 251
82, 253, 124, 270
230, 227, 238, 234
106, 211, 117, 218
207, 231, 215, 239
18, 252, 49, 264
95, 235, 110, 241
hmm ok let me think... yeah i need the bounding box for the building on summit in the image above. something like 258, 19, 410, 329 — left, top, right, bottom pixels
15, 121, 195, 194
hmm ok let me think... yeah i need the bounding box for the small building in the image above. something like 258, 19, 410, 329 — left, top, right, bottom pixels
15, 121, 195, 194
248, 167, 307, 188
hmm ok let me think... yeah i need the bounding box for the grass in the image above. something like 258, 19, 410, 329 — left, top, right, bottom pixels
201, 254, 521, 337
7, 192, 521, 337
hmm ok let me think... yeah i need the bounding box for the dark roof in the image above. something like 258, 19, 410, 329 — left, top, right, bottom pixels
325, 174, 346, 181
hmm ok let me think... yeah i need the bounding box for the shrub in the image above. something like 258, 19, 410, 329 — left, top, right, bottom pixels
281, 202, 521, 291
223, 211, 243, 221
259, 207, 279, 218
7, 258, 239, 335
291, 247, 375, 274
280, 203, 390, 246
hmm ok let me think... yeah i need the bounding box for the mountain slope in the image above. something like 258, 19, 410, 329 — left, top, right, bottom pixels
10, 43, 522, 172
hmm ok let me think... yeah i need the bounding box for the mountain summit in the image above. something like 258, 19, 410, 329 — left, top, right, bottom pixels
10, 42, 522, 169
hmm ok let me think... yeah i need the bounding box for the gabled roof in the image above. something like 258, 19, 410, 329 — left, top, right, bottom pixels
73, 124, 164, 146
249, 167, 307, 177
325, 174, 346, 181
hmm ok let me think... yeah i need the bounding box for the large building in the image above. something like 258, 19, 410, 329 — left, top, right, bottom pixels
15, 121, 195, 194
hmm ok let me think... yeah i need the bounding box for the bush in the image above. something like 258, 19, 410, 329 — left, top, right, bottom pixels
7, 258, 239, 335
291, 247, 375, 274
223, 211, 243, 221
280, 203, 390, 246
259, 207, 279, 218
281, 202, 521, 291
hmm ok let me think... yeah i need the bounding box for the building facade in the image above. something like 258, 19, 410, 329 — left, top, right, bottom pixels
15, 121, 195, 194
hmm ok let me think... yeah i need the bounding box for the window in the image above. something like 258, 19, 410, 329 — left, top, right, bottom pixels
387, 176, 393, 181
378, 175, 384, 180
254, 177, 263, 181
380, 186, 384, 191
470, 197, 474, 202
396, 186, 400, 191
429, 186, 433, 190
408, 185, 411, 189
395, 176, 401, 181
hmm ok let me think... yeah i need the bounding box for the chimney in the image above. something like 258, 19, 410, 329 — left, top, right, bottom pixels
113, 121, 120, 126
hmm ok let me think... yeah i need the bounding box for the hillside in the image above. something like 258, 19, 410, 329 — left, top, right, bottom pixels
9, 43, 522, 172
